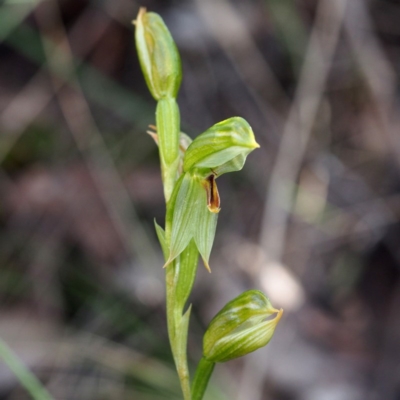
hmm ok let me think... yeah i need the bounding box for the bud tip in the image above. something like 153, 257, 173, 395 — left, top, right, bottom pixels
133, 7, 146, 25
275, 308, 284, 322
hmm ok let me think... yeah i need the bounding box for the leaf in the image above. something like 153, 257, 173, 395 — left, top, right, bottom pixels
175, 240, 199, 312
175, 305, 192, 364
154, 220, 168, 260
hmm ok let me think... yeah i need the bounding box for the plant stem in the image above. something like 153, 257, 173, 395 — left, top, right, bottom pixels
159, 98, 192, 399
192, 357, 215, 400
0, 337, 53, 400
165, 260, 192, 400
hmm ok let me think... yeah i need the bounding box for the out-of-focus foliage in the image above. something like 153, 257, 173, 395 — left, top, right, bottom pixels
0, 0, 399, 399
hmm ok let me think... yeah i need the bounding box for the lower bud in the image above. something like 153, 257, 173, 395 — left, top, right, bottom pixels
203, 290, 282, 363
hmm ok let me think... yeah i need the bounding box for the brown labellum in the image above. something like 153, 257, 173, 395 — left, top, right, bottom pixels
204, 174, 220, 213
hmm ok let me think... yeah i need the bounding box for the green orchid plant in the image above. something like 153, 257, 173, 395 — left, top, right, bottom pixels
134, 8, 282, 400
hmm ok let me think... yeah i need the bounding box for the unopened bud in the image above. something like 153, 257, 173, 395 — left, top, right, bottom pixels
203, 290, 282, 363
134, 8, 182, 100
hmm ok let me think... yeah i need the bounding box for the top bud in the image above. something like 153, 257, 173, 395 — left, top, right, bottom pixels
134, 8, 182, 100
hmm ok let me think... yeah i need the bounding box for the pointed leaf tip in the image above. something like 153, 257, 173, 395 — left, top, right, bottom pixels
202, 258, 212, 273
163, 257, 174, 269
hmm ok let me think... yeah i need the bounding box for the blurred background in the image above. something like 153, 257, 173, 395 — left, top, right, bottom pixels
0, 0, 400, 399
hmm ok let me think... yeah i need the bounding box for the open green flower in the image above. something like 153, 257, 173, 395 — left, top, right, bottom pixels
164, 117, 259, 271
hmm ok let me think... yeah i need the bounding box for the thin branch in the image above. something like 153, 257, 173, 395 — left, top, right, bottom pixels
194, 0, 287, 139
239, 1, 348, 399
0, 4, 112, 164
34, 0, 159, 268
343, 0, 400, 167
260, 0, 348, 265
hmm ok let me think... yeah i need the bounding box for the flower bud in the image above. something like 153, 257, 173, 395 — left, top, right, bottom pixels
134, 8, 182, 100
203, 290, 283, 363
183, 117, 259, 174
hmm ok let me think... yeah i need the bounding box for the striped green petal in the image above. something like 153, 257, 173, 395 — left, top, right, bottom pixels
165, 172, 218, 272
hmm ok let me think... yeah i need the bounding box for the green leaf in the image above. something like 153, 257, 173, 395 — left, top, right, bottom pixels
173, 306, 192, 400
183, 117, 259, 173
175, 305, 192, 364
203, 290, 283, 363
134, 8, 182, 100
175, 240, 199, 312
154, 220, 168, 260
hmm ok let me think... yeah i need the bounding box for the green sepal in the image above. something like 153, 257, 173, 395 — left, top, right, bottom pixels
203, 290, 283, 363
175, 240, 199, 313
183, 117, 259, 173
212, 153, 246, 176
165, 172, 217, 272
134, 8, 182, 100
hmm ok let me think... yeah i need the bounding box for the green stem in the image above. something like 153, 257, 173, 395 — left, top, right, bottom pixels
165, 260, 191, 400
0, 337, 53, 400
157, 92, 191, 400
165, 189, 192, 400
192, 357, 215, 400
165, 259, 177, 345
